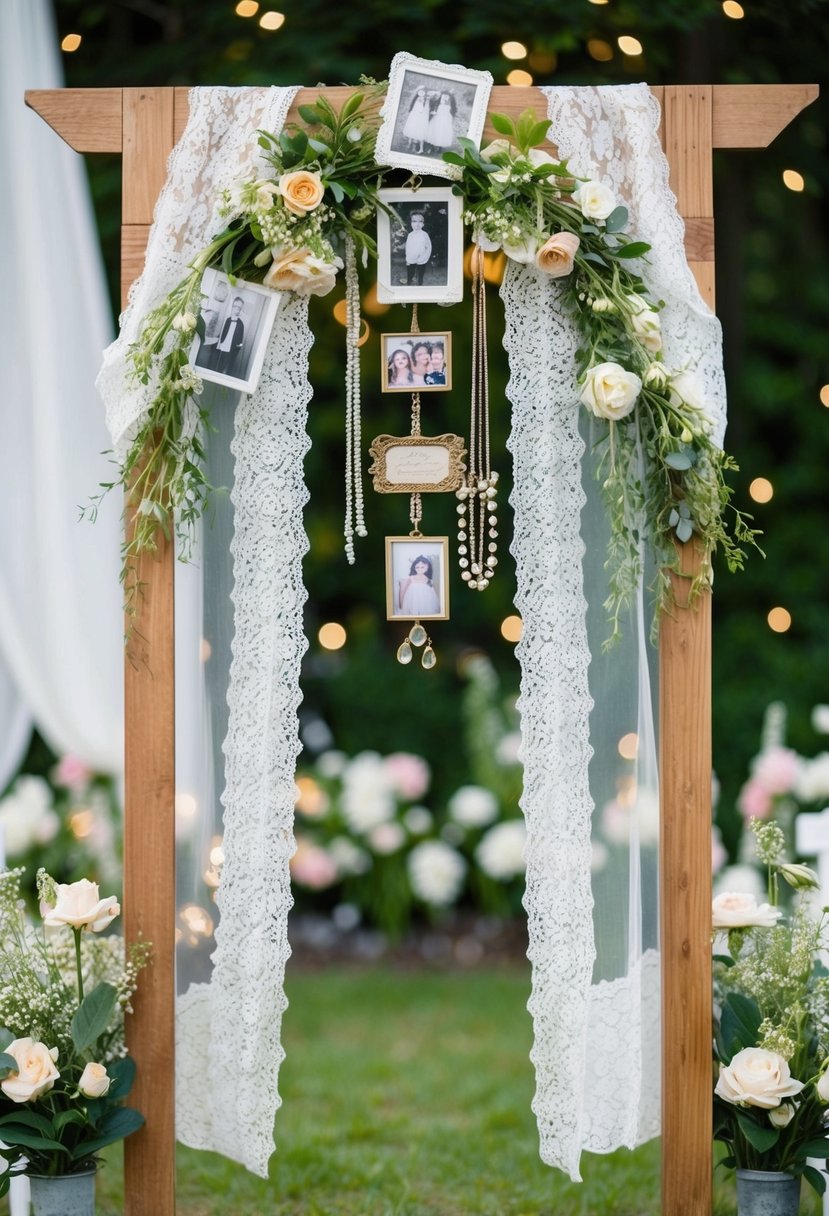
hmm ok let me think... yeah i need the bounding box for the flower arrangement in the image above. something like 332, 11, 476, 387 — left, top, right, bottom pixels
713, 818, 829, 1197
0, 870, 149, 1192
446, 107, 758, 644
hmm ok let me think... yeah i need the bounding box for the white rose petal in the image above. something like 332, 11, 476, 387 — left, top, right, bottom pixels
502, 236, 538, 265
817, 1070, 829, 1103
626, 294, 662, 353
796, 753, 829, 802
715, 1047, 803, 1110
769, 1103, 795, 1127
712, 892, 782, 930
573, 179, 616, 221
43, 879, 120, 933
78, 1061, 111, 1099
580, 362, 642, 422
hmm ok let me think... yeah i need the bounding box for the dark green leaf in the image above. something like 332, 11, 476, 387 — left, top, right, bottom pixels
490, 113, 513, 137
713, 953, 736, 968
735, 1111, 779, 1152
0, 1052, 17, 1078
0, 1127, 69, 1154
71, 1107, 145, 1160
54, 1110, 88, 1133
106, 1056, 137, 1101
797, 1139, 829, 1159
0, 1029, 13, 1052
605, 206, 630, 234
612, 241, 651, 260
720, 992, 763, 1060
71, 982, 118, 1054
0, 1110, 55, 1135
581, 252, 608, 268
804, 1165, 828, 1196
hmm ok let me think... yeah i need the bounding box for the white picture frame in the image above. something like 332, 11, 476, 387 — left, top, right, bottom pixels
376, 52, 493, 181
376, 187, 463, 305
189, 267, 281, 395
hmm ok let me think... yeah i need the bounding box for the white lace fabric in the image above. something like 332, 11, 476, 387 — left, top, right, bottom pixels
505, 84, 725, 1180
95, 86, 307, 1176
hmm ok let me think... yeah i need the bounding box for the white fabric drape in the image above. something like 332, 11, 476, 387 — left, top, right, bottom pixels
505, 83, 726, 1180
0, 0, 121, 785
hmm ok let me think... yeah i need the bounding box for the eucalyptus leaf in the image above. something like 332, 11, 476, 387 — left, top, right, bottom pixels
604, 206, 629, 234
675, 518, 694, 543
0, 1051, 17, 1077
668, 509, 680, 528
665, 451, 692, 471
581, 252, 608, 268
327, 180, 344, 204
71, 982, 119, 1054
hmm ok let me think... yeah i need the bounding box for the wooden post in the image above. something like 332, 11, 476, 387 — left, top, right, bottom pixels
24, 82, 817, 1216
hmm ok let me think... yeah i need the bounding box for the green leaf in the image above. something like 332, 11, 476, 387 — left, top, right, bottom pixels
289, 131, 308, 155
612, 241, 651, 260
675, 518, 694, 543
0, 1110, 56, 1136
803, 1165, 828, 1196
721, 992, 763, 1059
581, 251, 608, 268
665, 451, 693, 471
0, 1127, 69, 1154
605, 206, 629, 234
797, 1139, 829, 1159
489, 112, 513, 137
0, 1028, 14, 1052
54, 1109, 88, 1133
106, 1056, 137, 1101
71, 982, 119, 1054
735, 1111, 779, 1152
528, 119, 552, 146
0, 1051, 18, 1078
713, 953, 736, 968
70, 1107, 145, 1160
441, 152, 466, 167
327, 180, 344, 204
297, 104, 322, 126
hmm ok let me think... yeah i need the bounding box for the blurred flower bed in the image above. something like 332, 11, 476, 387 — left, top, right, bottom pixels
290, 655, 527, 939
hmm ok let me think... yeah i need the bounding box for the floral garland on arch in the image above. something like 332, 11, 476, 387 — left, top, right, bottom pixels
101, 86, 757, 641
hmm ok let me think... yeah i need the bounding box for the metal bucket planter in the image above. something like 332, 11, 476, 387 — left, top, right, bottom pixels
736, 1169, 800, 1216
28, 1168, 96, 1216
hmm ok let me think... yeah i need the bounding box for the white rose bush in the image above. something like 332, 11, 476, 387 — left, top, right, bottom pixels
713, 818, 829, 1196
0, 869, 149, 1192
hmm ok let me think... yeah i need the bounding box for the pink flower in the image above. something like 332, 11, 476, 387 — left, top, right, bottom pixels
53, 755, 92, 794
737, 778, 772, 821
290, 839, 338, 890
383, 753, 430, 801
752, 747, 801, 796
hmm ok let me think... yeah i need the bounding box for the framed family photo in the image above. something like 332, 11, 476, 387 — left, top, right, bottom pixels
189, 267, 281, 394
385, 537, 450, 622
382, 332, 452, 392
376, 52, 493, 180
376, 187, 463, 305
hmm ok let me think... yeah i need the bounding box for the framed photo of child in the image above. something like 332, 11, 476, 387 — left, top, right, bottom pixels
381, 332, 452, 392
376, 188, 463, 305
189, 267, 281, 395
376, 53, 493, 181
385, 537, 450, 621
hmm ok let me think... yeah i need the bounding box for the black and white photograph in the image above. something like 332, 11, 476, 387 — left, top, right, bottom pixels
385, 537, 450, 621
189, 267, 281, 395
376, 187, 463, 305
376, 53, 493, 180
381, 332, 452, 393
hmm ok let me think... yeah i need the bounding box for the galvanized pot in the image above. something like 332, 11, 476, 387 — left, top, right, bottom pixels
736, 1168, 800, 1216
28, 1168, 96, 1216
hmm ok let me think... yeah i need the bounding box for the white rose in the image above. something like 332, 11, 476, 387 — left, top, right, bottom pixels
626, 294, 662, 353
1, 1039, 60, 1103
796, 753, 829, 802
643, 361, 670, 390
715, 1047, 804, 1109
475, 820, 527, 880
573, 179, 616, 221
669, 370, 707, 416
502, 236, 538, 265
817, 1070, 829, 1103
769, 1103, 795, 1127
712, 892, 782, 930
263, 247, 342, 297
448, 785, 499, 828
580, 362, 642, 422
78, 1061, 111, 1099
43, 879, 120, 933
812, 705, 829, 734
407, 841, 466, 908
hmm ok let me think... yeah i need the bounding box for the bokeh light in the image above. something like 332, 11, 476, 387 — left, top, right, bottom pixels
618, 35, 643, 56
748, 477, 773, 504
618, 733, 639, 760
722, 0, 745, 16
501, 41, 527, 60
587, 39, 614, 61
235, 0, 259, 14
506, 69, 533, 87
783, 169, 805, 192
820, 385, 829, 407
319, 622, 347, 650
259, 11, 285, 29
500, 615, 523, 643
767, 607, 792, 633
61, 33, 82, 52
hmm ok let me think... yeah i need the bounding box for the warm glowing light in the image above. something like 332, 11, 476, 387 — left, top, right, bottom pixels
528, 50, 557, 73
618, 732, 639, 761
319, 622, 347, 650
175, 793, 198, 821
236, 0, 259, 13
506, 69, 534, 87
749, 477, 774, 504
362, 283, 391, 317
199, 637, 212, 662
500, 615, 523, 643
768, 607, 792, 633
295, 776, 330, 817
782, 169, 805, 192
588, 0, 609, 5
61, 33, 82, 52
722, 0, 745, 16
617, 35, 643, 55
501, 40, 528, 60
331, 300, 370, 345
463, 245, 506, 285
259, 10, 285, 28
180, 904, 214, 935
209, 844, 225, 867
587, 39, 614, 61
821, 385, 829, 407
69, 810, 94, 839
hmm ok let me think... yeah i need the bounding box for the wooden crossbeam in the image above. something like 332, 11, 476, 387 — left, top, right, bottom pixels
24, 82, 818, 1216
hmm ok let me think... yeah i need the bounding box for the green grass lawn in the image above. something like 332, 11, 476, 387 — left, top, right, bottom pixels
7, 966, 823, 1214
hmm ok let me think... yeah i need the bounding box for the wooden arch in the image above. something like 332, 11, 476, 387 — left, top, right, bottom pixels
26, 81, 818, 1216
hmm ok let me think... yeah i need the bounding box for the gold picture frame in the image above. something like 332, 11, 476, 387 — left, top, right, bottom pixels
381, 331, 451, 392
385, 537, 450, 622
368, 434, 466, 494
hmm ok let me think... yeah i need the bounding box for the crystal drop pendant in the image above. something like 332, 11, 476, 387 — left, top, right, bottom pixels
421, 645, 436, 670
408, 622, 427, 647
396, 640, 413, 665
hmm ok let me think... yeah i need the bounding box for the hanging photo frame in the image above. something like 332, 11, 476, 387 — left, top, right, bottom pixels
386, 537, 450, 621
369, 434, 466, 493
189, 268, 281, 394
376, 187, 464, 305
376, 52, 493, 181
382, 331, 452, 392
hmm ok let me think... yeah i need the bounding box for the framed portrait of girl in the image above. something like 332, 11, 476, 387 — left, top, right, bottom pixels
386, 537, 450, 621
376, 53, 493, 180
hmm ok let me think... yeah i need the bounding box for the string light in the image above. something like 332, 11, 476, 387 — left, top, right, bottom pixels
235, 0, 259, 14
618, 733, 639, 760
319, 622, 347, 650
587, 39, 614, 61
617, 35, 643, 55
820, 385, 829, 407
506, 69, 533, 86
748, 477, 773, 503
259, 11, 285, 29
767, 607, 792, 633
69, 810, 93, 838
501, 41, 528, 60
500, 615, 523, 643
60, 33, 82, 52
782, 169, 805, 192
722, 0, 745, 16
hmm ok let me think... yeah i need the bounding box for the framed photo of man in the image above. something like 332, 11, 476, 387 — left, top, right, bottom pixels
382, 332, 452, 392
189, 268, 281, 394
376, 53, 493, 180
385, 537, 450, 621
376, 187, 463, 305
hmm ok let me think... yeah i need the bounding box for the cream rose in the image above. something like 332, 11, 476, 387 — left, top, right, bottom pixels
817, 1069, 829, 1103
573, 179, 616, 221
669, 370, 709, 422
769, 1103, 795, 1127
580, 362, 641, 422
263, 248, 342, 297
715, 1047, 804, 1110
627, 293, 663, 353
643, 361, 670, 390
536, 232, 580, 278
1, 1038, 60, 1103
43, 879, 120, 933
712, 892, 782, 930
278, 170, 324, 216
78, 1061, 111, 1099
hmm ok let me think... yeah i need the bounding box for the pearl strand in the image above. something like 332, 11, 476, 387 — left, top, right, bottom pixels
343, 235, 366, 564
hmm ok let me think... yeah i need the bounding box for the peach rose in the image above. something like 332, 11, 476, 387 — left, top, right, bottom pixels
278, 170, 324, 216
536, 232, 580, 278
78, 1062, 111, 1099
263, 248, 341, 297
